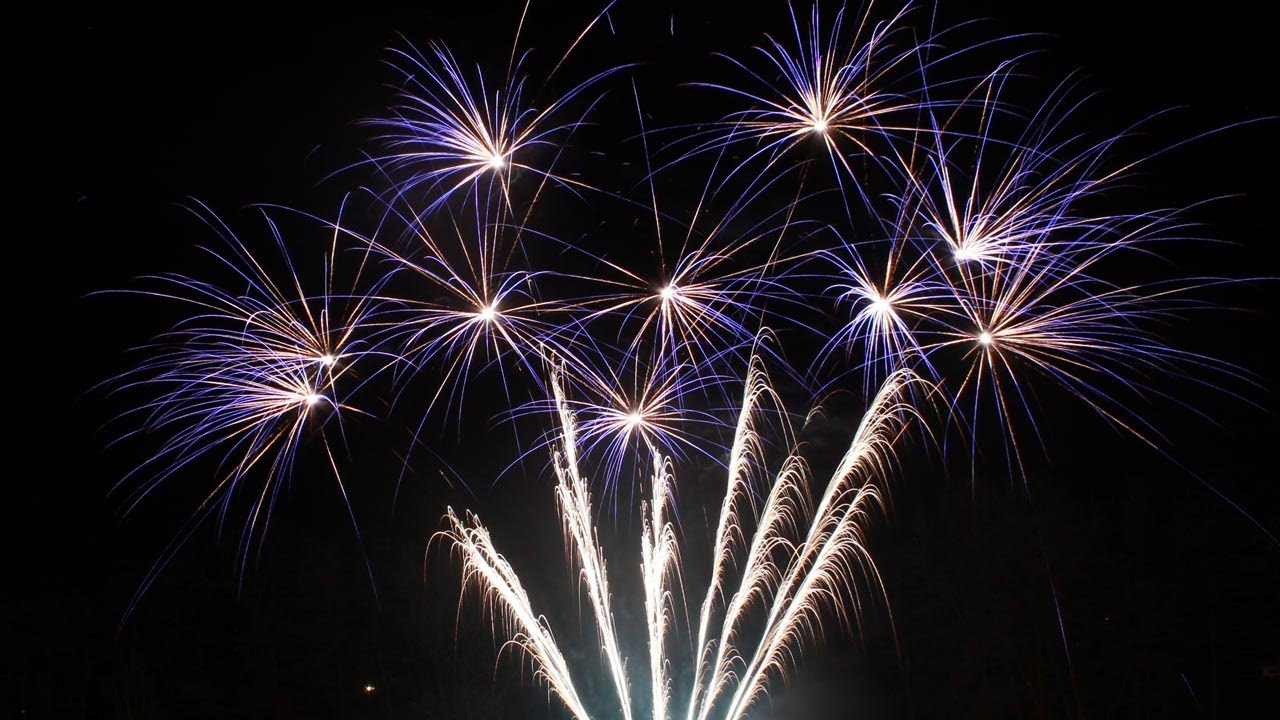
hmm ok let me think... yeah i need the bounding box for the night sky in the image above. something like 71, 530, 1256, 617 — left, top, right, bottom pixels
16, 2, 1280, 718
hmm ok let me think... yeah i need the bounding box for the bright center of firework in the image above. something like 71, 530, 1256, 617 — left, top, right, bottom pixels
319, 353, 336, 367
486, 153, 505, 170
812, 118, 829, 134
953, 245, 976, 262
659, 285, 677, 302
295, 392, 323, 407
977, 331, 993, 346
868, 296, 891, 315
478, 305, 498, 322
625, 412, 645, 430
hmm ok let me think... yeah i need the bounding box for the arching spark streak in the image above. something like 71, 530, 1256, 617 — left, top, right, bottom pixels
549, 372, 635, 720
686, 356, 787, 720
440, 507, 593, 720
641, 452, 678, 720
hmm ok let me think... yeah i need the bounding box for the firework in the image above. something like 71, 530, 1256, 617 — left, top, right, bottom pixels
365, 202, 574, 416
506, 353, 730, 505
676, 1, 956, 209
899, 82, 1246, 471
437, 360, 918, 720
811, 231, 950, 397
104, 202, 385, 612
367, 2, 624, 216
557, 182, 810, 376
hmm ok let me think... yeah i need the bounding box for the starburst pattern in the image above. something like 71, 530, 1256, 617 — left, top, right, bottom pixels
680, 1, 955, 206
103, 203, 385, 614
367, 3, 624, 215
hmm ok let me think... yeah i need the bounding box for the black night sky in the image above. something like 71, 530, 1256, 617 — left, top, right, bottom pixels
15, 2, 1280, 718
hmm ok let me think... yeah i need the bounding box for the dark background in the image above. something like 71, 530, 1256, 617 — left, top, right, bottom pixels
14, 1, 1279, 718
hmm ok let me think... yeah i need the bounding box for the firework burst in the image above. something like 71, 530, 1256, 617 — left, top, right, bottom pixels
104, 202, 385, 612
678, 1, 953, 207
367, 208, 571, 418
368, 3, 624, 216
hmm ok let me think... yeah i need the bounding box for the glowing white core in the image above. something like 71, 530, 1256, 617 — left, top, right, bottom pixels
319, 353, 336, 366
626, 412, 645, 429
868, 296, 891, 315
812, 118, 829, 134
479, 305, 497, 322
659, 285, 676, 302
954, 246, 975, 262
977, 331, 993, 346
304, 393, 323, 406
487, 154, 505, 170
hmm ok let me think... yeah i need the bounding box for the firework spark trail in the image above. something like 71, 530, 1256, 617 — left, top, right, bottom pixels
720, 370, 914, 720
897, 81, 1140, 272
808, 70, 1143, 397
438, 358, 916, 720
564, 357, 729, 497
812, 233, 953, 395
548, 367, 635, 720
491, 164, 828, 488
551, 176, 815, 379
439, 506, 593, 720
530, 162, 830, 457
375, 40, 521, 208
775, 63, 1257, 474
495, 353, 729, 505
899, 103, 1245, 464
699, 369, 914, 720
640, 451, 679, 720
932, 233, 1239, 470
108, 204, 378, 515
685, 355, 786, 720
